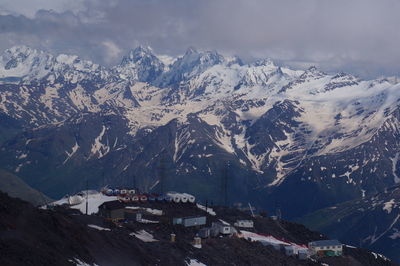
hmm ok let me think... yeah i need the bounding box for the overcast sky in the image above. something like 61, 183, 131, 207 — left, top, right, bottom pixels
0, 0, 399, 78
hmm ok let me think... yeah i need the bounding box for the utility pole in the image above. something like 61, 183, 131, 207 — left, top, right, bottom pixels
132, 174, 136, 189
158, 155, 166, 194
85, 179, 88, 215
248, 202, 255, 218
221, 161, 229, 207
276, 208, 282, 220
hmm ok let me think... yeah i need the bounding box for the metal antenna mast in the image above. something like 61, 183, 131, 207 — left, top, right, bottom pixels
221, 161, 229, 206
158, 154, 166, 194
85, 179, 88, 215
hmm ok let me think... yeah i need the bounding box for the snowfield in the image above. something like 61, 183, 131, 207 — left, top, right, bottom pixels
2, 44, 400, 189
51, 192, 118, 215
130, 230, 158, 242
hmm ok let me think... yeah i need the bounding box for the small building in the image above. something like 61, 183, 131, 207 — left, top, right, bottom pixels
173, 217, 183, 225
119, 196, 131, 203
170, 233, 176, 243
132, 195, 139, 202
234, 220, 254, 228
193, 236, 202, 248
308, 240, 343, 257
68, 195, 84, 205
180, 195, 188, 203
173, 216, 207, 227
270, 215, 278, 221
210, 226, 220, 237
139, 195, 148, 202
284, 246, 296, 256
125, 211, 142, 222
212, 222, 233, 235
98, 200, 126, 221
298, 249, 309, 260
182, 193, 196, 203
259, 240, 281, 251
167, 192, 182, 203
183, 216, 206, 227
105, 189, 114, 196
198, 227, 211, 238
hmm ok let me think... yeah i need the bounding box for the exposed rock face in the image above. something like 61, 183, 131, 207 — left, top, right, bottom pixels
1, 45, 400, 223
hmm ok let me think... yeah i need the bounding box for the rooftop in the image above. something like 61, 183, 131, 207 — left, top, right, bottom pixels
309, 240, 342, 247
99, 200, 126, 210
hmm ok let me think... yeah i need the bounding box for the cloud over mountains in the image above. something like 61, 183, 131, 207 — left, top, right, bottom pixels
0, 0, 399, 78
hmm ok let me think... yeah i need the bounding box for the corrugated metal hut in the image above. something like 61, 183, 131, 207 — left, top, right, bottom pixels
98, 200, 126, 221
198, 228, 211, 238
183, 216, 206, 227
125, 211, 142, 222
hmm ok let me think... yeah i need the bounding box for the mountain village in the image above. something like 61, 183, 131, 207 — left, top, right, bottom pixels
49, 188, 349, 264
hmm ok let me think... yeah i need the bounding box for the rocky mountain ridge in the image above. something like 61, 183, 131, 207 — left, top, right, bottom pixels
0, 45, 399, 222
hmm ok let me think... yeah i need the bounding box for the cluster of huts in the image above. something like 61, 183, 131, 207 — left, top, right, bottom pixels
308, 240, 343, 257
172, 216, 244, 238
102, 188, 196, 204
97, 188, 343, 260
258, 239, 343, 260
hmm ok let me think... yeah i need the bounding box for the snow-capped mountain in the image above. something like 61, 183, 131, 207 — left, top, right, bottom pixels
0, 45, 400, 220
112, 46, 165, 82
0, 45, 110, 83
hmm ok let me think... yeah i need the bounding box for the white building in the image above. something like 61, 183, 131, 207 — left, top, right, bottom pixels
234, 220, 254, 228
212, 222, 233, 235
308, 240, 343, 257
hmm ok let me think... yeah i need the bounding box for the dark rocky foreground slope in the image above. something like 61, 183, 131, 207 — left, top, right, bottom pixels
0, 169, 51, 206
0, 192, 395, 266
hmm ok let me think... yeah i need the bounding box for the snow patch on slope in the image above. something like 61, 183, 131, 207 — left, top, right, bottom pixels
63, 142, 79, 164
90, 126, 110, 159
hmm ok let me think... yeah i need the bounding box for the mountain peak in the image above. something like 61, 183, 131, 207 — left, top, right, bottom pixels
6, 45, 37, 55
252, 58, 275, 67
185, 46, 198, 55
3, 45, 50, 63
121, 45, 157, 65
0, 45, 54, 80
299, 66, 326, 80
132, 45, 154, 56
307, 66, 318, 72
115, 46, 165, 82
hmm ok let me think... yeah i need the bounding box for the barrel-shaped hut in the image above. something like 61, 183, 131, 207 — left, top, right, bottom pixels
182, 193, 196, 203
68, 195, 84, 205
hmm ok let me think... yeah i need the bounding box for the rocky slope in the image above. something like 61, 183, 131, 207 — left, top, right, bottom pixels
297, 184, 400, 263
0, 169, 51, 206
0, 192, 395, 266
0, 45, 400, 220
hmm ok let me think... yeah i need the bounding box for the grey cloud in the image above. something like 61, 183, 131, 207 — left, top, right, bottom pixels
0, 0, 399, 78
